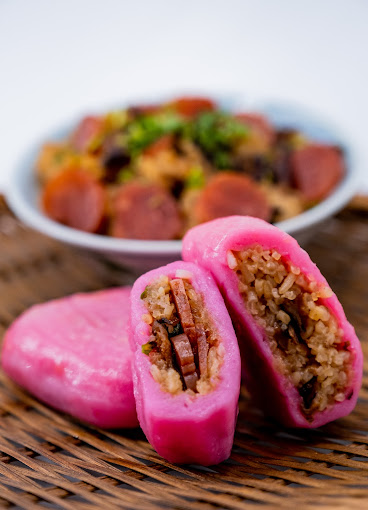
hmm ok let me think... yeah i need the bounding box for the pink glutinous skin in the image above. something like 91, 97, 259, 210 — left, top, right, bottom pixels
129, 261, 241, 465
182, 216, 363, 428
1, 287, 138, 429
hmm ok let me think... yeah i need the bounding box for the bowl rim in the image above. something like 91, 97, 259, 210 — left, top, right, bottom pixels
6, 97, 360, 256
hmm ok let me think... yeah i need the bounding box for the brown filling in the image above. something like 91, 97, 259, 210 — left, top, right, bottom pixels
141, 274, 223, 395
228, 246, 351, 417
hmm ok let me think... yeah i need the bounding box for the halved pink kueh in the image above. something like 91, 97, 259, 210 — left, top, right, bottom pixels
129, 261, 241, 465
183, 216, 363, 428
1, 287, 138, 429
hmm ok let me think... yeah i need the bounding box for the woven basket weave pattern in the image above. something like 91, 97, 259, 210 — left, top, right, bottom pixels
0, 198, 367, 509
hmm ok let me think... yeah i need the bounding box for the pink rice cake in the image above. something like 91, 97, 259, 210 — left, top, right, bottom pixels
1, 287, 138, 429
183, 216, 363, 428
130, 261, 241, 465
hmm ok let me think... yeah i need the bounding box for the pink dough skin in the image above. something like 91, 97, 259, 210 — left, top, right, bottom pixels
1, 287, 138, 429
182, 216, 363, 428
130, 261, 241, 465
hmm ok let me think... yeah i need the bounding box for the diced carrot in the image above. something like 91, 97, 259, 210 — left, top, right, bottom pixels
143, 134, 174, 157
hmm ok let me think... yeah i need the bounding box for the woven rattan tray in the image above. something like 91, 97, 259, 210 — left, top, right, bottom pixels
0, 196, 367, 509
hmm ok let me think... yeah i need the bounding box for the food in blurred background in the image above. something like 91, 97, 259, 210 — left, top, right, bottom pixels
36, 96, 345, 240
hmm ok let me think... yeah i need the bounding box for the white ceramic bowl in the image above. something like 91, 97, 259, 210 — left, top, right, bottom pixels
7, 98, 359, 274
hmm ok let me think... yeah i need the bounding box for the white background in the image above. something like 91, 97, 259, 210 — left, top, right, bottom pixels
1, 0, 367, 193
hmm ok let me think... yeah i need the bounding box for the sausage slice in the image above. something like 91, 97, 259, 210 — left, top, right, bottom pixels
196, 325, 208, 379
111, 182, 183, 240
236, 113, 275, 146
169, 97, 215, 118
195, 172, 272, 224
169, 279, 197, 347
70, 116, 104, 153
290, 144, 344, 201
171, 333, 198, 391
42, 168, 106, 233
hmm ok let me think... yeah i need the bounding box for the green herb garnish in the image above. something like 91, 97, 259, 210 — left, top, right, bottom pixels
87, 134, 104, 153
105, 110, 129, 132
187, 111, 248, 169
140, 286, 148, 300
53, 148, 69, 164
117, 167, 135, 183
125, 111, 184, 158
185, 166, 205, 189
142, 341, 156, 355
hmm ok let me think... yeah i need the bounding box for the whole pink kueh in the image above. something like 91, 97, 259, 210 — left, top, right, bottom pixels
129, 261, 241, 465
182, 216, 363, 428
1, 287, 138, 429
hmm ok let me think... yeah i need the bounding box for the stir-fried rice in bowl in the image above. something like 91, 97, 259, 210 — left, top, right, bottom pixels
7, 95, 359, 273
